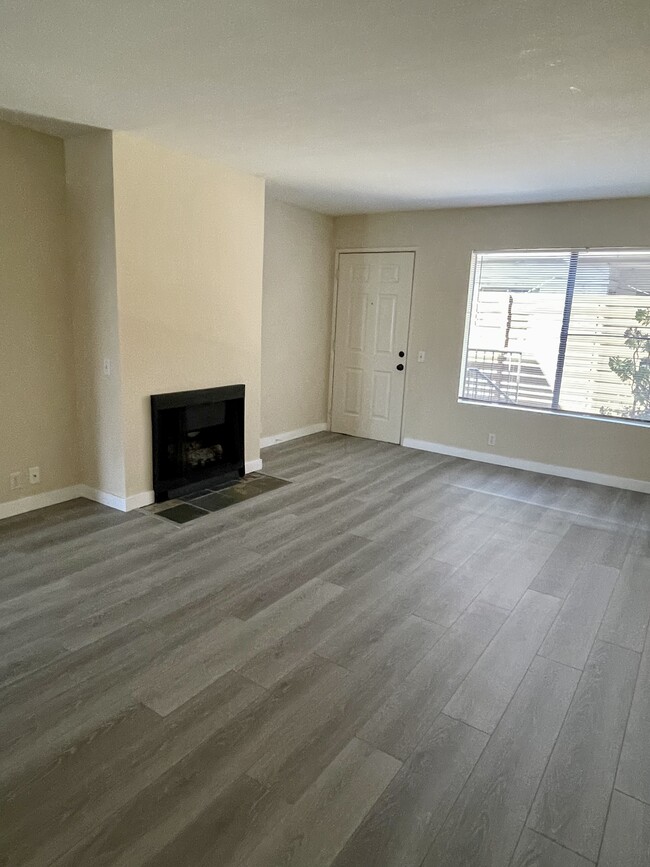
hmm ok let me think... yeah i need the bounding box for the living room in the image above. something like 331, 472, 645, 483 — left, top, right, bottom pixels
1, 1, 649, 865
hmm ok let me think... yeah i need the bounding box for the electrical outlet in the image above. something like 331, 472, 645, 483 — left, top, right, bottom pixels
417, 350, 426, 363
103, 358, 111, 376
29, 466, 40, 485
487, 433, 497, 446
10, 471, 22, 490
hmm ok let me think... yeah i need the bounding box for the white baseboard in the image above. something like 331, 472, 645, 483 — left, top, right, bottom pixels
79, 486, 154, 512
0, 484, 87, 521
402, 437, 650, 495
260, 422, 328, 450
84, 464, 265, 513
108, 464, 265, 511
126, 490, 156, 510
0, 483, 150, 519
0, 463, 270, 520
79, 485, 127, 512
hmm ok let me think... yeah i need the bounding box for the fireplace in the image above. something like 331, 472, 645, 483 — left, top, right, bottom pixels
151, 385, 245, 502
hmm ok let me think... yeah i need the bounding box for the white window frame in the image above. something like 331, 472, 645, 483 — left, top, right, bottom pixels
458, 247, 650, 427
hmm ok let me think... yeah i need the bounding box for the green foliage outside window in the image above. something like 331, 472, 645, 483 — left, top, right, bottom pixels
604, 308, 650, 420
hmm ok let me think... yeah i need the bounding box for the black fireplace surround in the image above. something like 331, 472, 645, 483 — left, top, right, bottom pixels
151, 385, 245, 503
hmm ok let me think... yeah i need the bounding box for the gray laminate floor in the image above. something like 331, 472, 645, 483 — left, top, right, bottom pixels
1, 432, 649, 866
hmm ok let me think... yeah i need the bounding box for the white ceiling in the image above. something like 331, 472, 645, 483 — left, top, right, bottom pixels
1, 0, 649, 214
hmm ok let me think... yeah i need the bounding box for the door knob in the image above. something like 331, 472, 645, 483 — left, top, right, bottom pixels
396, 363, 404, 371
398, 351, 405, 358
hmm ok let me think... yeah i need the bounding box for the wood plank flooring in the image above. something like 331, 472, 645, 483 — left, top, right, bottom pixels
1, 431, 649, 866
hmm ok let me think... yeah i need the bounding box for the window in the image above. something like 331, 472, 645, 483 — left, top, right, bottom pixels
459, 249, 650, 423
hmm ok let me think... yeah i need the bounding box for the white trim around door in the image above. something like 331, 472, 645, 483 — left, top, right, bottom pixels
329, 248, 416, 444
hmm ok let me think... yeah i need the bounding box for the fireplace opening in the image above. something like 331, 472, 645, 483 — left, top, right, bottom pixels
151, 384, 245, 502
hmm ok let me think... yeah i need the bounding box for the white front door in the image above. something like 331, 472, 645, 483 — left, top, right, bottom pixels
331, 251, 414, 444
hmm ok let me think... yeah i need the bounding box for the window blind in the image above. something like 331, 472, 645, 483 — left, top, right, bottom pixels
460, 249, 650, 422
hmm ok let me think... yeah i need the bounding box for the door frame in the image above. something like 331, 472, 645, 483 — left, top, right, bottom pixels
328, 247, 418, 444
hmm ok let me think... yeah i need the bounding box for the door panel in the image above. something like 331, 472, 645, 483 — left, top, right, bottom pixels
375, 294, 397, 354
348, 293, 368, 352
371, 371, 392, 420
331, 251, 414, 444
344, 368, 363, 416
380, 263, 400, 283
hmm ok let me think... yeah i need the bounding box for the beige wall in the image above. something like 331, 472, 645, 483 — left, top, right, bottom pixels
4, 115, 646, 515
335, 197, 650, 484
262, 197, 333, 438
0, 120, 78, 504
65, 131, 126, 498
111, 133, 266, 498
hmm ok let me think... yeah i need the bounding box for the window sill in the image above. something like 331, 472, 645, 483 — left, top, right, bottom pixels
457, 398, 650, 429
